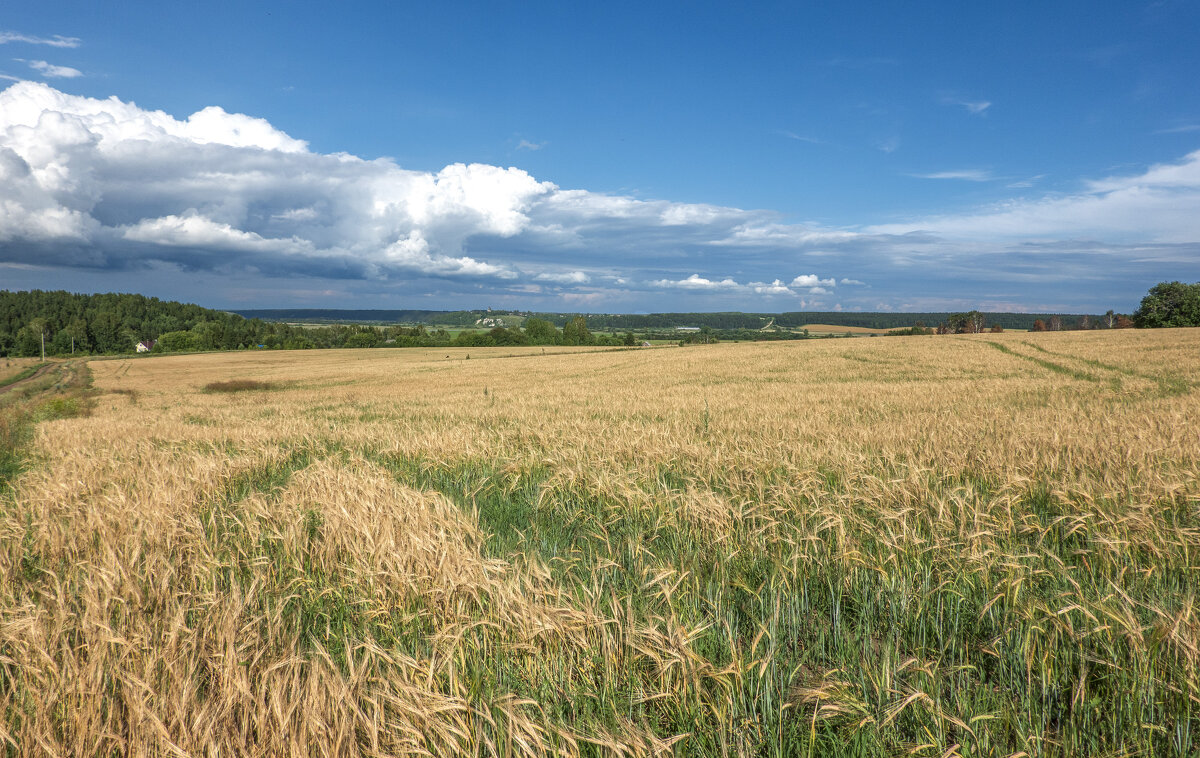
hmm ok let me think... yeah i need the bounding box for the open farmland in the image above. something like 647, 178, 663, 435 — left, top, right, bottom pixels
2, 331, 1198, 756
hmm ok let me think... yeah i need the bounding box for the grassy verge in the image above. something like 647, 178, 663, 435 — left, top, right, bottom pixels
0, 363, 45, 390
0, 361, 93, 496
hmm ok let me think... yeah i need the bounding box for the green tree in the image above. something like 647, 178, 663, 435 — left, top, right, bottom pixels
1133, 281, 1200, 327
343, 331, 379, 348
523, 318, 561, 345
965, 311, 986, 334
157, 330, 203, 352
562, 316, 594, 346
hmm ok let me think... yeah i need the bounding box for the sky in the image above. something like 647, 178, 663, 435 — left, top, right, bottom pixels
1, 1, 1199, 314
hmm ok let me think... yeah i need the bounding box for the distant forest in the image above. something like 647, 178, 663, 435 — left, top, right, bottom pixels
1, 290, 1126, 358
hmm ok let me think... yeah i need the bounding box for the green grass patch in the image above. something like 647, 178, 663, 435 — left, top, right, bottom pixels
203, 379, 277, 393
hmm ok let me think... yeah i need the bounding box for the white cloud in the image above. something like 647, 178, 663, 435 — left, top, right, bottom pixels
652, 274, 741, 290
871, 149, 1200, 244
516, 139, 544, 151
944, 96, 991, 115
1006, 174, 1045, 189
0, 32, 81, 48
779, 130, 821, 144
534, 270, 589, 284
122, 213, 310, 254
0, 82, 550, 280
839, 278, 865, 285
912, 169, 994, 181
24, 60, 82, 78
750, 279, 793, 295
382, 231, 514, 278
790, 274, 836, 289
1155, 124, 1200, 134
2, 82, 1198, 312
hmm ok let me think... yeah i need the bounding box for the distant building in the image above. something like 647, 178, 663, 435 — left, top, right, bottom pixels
641, 341, 652, 347
136, 340, 155, 353
676, 326, 700, 332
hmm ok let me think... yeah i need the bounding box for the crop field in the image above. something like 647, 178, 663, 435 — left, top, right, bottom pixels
1, 330, 1198, 756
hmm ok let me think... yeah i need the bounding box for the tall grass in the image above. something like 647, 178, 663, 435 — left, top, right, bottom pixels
1, 332, 1197, 755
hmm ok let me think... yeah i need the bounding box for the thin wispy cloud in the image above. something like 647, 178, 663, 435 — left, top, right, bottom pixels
516, 139, 545, 151
778, 130, 821, 144
1007, 175, 1046, 189
1155, 123, 1200, 134
876, 136, 900, 153
19, 59, 83, 78
911, 169, 994, 182
942, 95, 991, 115
0, 31, 81, 48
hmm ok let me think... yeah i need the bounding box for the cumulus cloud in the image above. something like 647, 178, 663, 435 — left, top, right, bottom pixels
23, 59, 82, 78
0, 82, 547, 280
790, 274, 836, 289
2, 82, 1199, 312
652, 274, 741, 290
751, 279, 793, 295
0, 32, 81, 48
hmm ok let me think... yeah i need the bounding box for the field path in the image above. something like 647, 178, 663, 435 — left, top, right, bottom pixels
0, 362, 55, 396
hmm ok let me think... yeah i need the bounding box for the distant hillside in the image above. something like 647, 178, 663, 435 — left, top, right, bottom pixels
3, 291, 1119, 357
236, 308, 1105, 331
234, 309, 481, 326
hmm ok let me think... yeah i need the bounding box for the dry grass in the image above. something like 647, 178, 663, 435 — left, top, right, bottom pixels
2, 331, 1198, 756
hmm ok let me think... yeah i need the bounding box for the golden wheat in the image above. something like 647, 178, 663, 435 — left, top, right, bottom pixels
2, 331, 1198, 755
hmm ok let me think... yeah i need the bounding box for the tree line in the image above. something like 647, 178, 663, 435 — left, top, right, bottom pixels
0, 291, 629, 356
2, 283, 1195, 357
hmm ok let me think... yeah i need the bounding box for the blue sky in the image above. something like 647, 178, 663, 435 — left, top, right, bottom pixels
2, 1, 1199, 313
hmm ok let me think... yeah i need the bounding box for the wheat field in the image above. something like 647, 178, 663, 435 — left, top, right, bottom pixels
1, 330, 1198, 756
